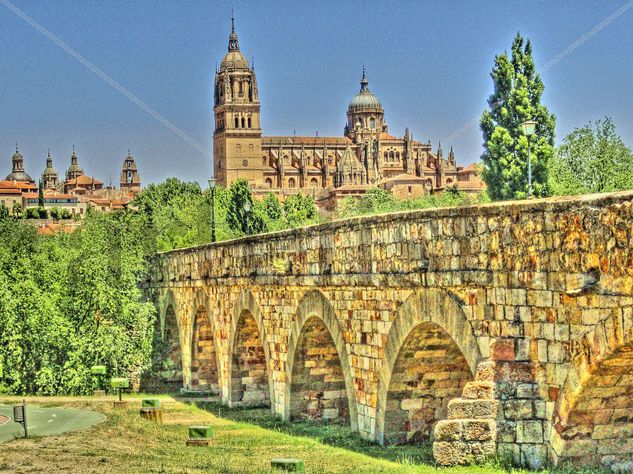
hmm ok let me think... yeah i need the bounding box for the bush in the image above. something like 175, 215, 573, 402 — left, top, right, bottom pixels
37, 207, 48, 219
25, 207, 39, 219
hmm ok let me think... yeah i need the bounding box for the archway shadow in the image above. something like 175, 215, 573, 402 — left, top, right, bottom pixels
193, 401, 434, 466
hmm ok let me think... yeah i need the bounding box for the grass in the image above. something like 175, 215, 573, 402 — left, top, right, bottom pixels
0, 395, 612, 473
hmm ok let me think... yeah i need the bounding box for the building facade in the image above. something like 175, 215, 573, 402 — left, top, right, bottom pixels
212, 21, 485, 209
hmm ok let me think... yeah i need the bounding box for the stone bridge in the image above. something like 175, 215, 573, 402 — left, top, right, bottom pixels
145, 191, 633, 469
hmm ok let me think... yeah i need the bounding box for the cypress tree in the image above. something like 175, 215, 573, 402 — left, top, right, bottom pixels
480, 33, 556, 200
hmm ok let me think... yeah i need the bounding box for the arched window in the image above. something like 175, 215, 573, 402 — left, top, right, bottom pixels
241, 117, 246, 128
235, 117, 239, 128
384, 152, 388, 161
288, 177, 296, 188
369, 117, 376, 129
310, 177, 319, 188
265, 178, 273, 188
389, 151, 394, 161
248, 117, 252, 128
396, 152, 400, 162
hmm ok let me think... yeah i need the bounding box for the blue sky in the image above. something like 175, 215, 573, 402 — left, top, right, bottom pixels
1, 0, 632, 185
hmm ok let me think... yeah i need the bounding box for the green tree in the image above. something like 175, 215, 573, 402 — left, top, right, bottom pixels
550, 117, 633, 195
12, 202, 22, 218
0, 204, 9, 220
263, 193, 283, 221
480, 33, 556, 200
283, 194, 318, 228
227, 179, 265, 236
38, 181, 45, 208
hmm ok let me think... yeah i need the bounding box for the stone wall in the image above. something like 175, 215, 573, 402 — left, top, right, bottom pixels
145, 190, 633, 469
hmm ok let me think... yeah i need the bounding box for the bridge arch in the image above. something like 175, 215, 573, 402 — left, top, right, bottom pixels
189, 289, 220, 393
158, 289, 184, 390
375, 289, 482, 445
285, 289, 358, 430
228, 289, 273, 408
551, 310, 633, 467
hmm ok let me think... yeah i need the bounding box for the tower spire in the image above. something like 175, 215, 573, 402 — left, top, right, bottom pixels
360, 65, 369, 92
228, 14, 240, 52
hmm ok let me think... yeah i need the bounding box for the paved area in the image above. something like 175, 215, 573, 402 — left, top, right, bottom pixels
0, 404, 104, 443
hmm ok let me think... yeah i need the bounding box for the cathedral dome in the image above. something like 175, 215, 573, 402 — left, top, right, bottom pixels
348, 69, 383, 113
220, 50, 249, 70
5, 147, 34, 182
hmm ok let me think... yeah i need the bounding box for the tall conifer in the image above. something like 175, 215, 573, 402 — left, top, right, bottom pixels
480, 33, 556, 200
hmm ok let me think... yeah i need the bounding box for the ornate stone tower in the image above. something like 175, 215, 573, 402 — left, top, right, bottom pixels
65, 146, 84, 181
120, 150, 142, 195
213, 17, 263, 187
41, 150, 60, 190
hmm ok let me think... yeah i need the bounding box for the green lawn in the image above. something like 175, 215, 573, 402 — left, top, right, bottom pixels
0, 395, 606, 473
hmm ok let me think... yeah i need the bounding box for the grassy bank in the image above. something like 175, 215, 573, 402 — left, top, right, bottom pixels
0, 396, 602, 473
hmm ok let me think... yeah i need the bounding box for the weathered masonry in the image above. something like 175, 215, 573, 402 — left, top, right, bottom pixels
145, 191, 633, 469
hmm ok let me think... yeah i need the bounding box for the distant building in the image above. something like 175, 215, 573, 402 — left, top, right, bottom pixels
120, 151, 142, 195
2, 146, 142, 216
212, 19, 486, 209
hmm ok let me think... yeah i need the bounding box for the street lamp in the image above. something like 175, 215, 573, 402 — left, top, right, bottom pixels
243, 201, 252, 235
208, 178, 216, 243
521, 120, 537, 198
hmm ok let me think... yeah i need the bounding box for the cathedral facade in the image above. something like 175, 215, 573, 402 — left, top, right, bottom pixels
213, 21, 485, 209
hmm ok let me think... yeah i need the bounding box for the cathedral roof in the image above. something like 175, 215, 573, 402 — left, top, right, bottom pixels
348, 68, 383, 113
220, 17, 249, 70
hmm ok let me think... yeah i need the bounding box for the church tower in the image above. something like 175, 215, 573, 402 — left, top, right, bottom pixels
42, 150, 60, 190
213, 17, 263, 187
120, 150, 141, 195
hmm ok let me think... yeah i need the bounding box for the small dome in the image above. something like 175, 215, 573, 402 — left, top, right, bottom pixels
43, 152, 58, 177
5, 170, 33, 182
348, 69, 383, 113
220, 50, 249, 70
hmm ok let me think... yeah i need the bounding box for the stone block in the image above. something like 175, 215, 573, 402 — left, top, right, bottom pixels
516, 420, 543, 444
503, 400, 534, 420
463, 420, 496, 441
447, 399, 499, 419
434, 420, 463, 441
462, 381, 496, 400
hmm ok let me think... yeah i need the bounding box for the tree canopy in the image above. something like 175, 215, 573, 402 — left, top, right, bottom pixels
480, 33, 556, 200
549, 117, 633, 195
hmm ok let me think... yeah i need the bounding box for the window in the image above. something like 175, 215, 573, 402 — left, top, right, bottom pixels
265, 178, 273, 188
241, 117, 246, 128
310, 178, 319, 188
384, 152, 388, 161
389, 151, 394, 161
288, 178, 296, 188
369, 117, 376, 129
408, 186, 412, 196
396, 152, 400, 162
239, 81, 243, 95
248, 117, 252, 128
235, 117, 239, 128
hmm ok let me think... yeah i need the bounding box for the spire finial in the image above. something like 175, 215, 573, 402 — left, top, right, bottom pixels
15, 142, 18, 153
228, 12, 240, 52
48, 148, 51, 157
360, 65, 369, 92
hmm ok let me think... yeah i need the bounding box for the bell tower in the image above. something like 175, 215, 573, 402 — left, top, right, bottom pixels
213, 17, 262, 187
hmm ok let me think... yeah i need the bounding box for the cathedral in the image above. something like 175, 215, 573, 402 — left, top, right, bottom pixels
213, 20, 485, 209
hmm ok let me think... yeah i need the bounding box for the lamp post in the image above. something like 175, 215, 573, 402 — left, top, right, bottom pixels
208, 178, 216, 243
521, 120, 537, 198
243, 201, 251, 235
